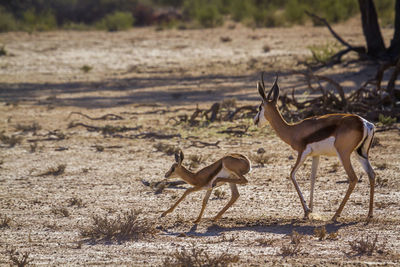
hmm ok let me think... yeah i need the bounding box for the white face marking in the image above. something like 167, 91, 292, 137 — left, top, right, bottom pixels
254, 105, 268, 127
307, 136, 337, 157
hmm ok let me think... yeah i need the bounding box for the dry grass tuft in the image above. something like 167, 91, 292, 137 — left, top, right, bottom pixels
67, 197, 84, 208
51, 207, 70, 217
0, 131, 23, 147
255, 237, 275, 247
188, 154, 206, 170
376, 176, 389, 187
80, 209, 156, 243
279, 230, 303, 256
0, 214, 12, 228
37, 164, 66, 176
213, 188, 226, 199
250, 153, 270, 167
7, 247, 33, 267
314, 226, 327, 240
153, 142, 180, 156
290, 230, 303, 245
280, 242, 301, 257
15, 122, 42, 133
349, 234, 385, 256
164, 243, 239, 267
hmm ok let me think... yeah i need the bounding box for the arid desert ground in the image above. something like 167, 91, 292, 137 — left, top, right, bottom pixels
1, 20, 399, 266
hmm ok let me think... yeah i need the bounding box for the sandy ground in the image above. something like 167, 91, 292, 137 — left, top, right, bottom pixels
0, 19, 399, 266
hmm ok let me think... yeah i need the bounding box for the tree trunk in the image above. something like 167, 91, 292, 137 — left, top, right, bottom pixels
388, 0, 400, 60
358, 0, 386, 58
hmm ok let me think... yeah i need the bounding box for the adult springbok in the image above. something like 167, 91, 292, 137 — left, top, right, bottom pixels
161, 150, 251, 223
254, 73, 375, 222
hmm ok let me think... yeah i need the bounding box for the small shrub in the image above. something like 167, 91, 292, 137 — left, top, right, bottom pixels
0, 131, 23, 147
22, 9, 57, 31
97, 11, 134, 31
314, 226, 327, 241
37, 164, 66, 176
262, 44, 271, 53
376, 176, 389, 187
213, 188, 226, 199
195, 4, 222, 28
280, 242, 301, 256
250, 153, 270, 167
220, 36, 232, 42
7, 247, 33, 267
0, 45, 6, 56
221, 98, 237, 109
51, 207, 70, 217
67, 197, 84, 208
153, 142, 180, 156
188, 154, 205, 170
349, 234, 385, 256
308, 42, 342, 64
285, 0, 306, 25
15, 122, 42, 133
80, 209, 156, 243
29, 142, 38, 153
80, 65, 92, 73
290, 230, 303, 245
255, 237, 275, 247
0, 214, 12, 228
378, 114, 397, 126
0, 8, 17, 32
164, 243, 239, 267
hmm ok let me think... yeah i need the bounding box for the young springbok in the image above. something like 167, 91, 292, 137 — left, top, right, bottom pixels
161, 150, 251, 223
254, 73, 375, 222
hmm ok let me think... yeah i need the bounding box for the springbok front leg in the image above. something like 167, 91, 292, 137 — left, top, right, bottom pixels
161, 187, 199, 217
309, 156, 320, 212
213, 183, 240, 222
194, 189, 212, 223
291, 150, 311, 219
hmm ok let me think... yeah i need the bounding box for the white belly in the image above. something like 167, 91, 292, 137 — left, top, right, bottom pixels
203, 168, 231, 189
307, 136, 337, 156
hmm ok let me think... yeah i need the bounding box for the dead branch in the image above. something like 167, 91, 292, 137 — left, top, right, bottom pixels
218, 125, 250, 137
68, 122, 142, 135
128, 132, 181, 139
184, 140, 221, 149
68, 112, 123, 120
27, 130, 66, 142
305, 11, 366, 55
375, 126, 400, 133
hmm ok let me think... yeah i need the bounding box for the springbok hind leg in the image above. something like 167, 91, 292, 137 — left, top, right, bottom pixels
213, 183, 239, 222
355, 153, 376, 219
332, 151, 358, 222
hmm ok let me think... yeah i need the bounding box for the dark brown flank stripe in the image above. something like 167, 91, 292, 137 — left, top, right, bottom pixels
302, 124, 337, 146
207, 162, 223, 181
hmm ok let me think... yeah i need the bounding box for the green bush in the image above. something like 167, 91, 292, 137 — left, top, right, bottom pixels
196, 4, 222, 27
0, 8, 18, 32
22, 9, 57, 31
285, 0, 306, 25
96, 11, 134, 31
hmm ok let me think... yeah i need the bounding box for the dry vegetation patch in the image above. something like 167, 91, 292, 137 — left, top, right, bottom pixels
163, 243, 240, 267
80, 210, 157, 243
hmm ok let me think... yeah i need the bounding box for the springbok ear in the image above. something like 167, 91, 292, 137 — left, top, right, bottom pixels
270, 75, 280, 102
174, 152, 180, 163
179, 150, 184, 162
257, 82, 267, 101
